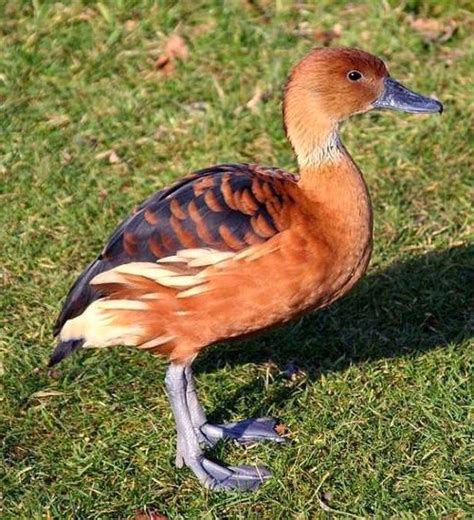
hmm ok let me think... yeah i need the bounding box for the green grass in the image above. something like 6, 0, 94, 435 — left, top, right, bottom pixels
1, 1, 473, 518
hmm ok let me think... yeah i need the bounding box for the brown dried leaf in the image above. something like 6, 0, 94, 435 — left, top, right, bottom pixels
408, 16, 457, 43
124, 19, 138, 31
164, 34, 188, 61
155, 55, 173, 75
274, 423, 288, 436
314, 23, 342, 46
155, 34, 188, 76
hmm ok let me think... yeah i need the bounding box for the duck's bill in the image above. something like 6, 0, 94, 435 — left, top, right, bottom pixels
373, 77, 443, 114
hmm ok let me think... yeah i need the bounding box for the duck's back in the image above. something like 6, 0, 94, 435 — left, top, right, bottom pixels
53, 164, 299, 354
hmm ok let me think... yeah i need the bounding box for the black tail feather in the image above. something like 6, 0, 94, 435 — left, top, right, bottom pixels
48, 339, 85, 367
53, 258, 103, 336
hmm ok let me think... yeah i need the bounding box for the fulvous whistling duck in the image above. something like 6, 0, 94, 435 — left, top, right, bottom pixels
49, 48, 443, 491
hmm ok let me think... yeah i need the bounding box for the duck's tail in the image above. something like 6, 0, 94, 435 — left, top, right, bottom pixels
48, 338, 85, 367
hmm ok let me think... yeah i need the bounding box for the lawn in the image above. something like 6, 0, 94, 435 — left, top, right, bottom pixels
1, 1, 473, 518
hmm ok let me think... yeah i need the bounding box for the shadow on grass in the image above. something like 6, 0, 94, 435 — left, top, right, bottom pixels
194, 244, 473, 420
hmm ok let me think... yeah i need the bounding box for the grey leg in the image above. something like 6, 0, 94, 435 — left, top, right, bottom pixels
165, 362, 272, 491
184, 365, 211, 446
184, 365, 286, 447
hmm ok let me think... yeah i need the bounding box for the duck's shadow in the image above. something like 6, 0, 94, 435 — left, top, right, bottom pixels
194, 244, 473, 421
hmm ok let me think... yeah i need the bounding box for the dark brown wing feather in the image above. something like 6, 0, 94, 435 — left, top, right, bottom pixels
54, 163, 297, 335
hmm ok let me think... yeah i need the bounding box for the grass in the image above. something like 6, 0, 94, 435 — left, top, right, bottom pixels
1, 1, 473, 518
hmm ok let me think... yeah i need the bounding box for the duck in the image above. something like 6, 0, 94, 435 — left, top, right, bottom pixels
49, 47, 442, 491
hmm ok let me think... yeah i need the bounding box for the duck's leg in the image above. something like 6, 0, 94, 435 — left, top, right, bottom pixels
184, 365, 286, 447
165, 362, 272, 491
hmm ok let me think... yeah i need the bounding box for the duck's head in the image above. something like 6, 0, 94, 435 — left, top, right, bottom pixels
284, 47, 443, 167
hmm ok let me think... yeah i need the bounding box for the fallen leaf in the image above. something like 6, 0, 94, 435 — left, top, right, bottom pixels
408, 16, 457, 43
134, 509, 168, 520
155, 34, 189, 76
155, 55, 173, 75
314, 23, 342, 46
164, 34, 188, 61
274, 423, 288, 436
124, 19, 138, 31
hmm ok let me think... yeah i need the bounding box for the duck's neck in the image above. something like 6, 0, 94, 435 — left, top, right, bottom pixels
298, 145, 372, 235
284, 85, 343, 169
283, 81, 373, 242
297, 139, 374, 292
294, 130, 373, 249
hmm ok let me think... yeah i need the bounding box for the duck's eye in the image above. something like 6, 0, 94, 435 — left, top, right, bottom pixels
347, 70, 363, 81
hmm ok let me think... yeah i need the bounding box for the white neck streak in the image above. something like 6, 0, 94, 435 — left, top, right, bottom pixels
295, 131, 343, 169
283, 85, 344, 169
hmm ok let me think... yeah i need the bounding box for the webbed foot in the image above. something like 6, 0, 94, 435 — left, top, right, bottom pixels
189, 456, 272, 491
200, 417, 286, 446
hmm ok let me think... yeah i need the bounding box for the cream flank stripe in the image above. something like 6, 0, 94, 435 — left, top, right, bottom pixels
58, 247, 251, 349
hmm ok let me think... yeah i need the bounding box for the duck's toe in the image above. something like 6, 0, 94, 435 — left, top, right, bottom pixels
200, 417, 287, 446
197, 457, 271, 491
